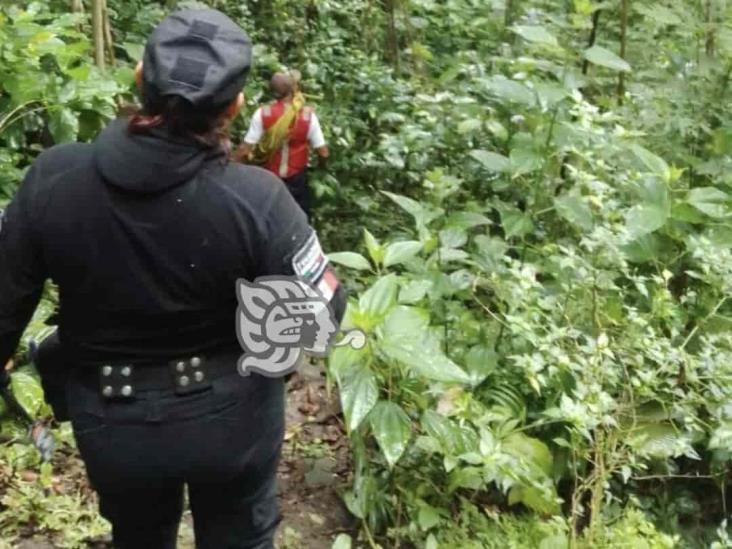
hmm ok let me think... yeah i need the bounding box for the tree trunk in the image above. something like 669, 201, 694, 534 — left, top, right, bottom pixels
70, 0, 83, 12
705, 0, 716, 57
582, 9, 602, 75
383, 0, 400, 68
504, 0, 515, 29
92, 0, 106, 70
102, 0, 116, 67
617, 0, 629, 104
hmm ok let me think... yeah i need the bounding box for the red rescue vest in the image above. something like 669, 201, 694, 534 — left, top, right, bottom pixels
261, 101, 313, 179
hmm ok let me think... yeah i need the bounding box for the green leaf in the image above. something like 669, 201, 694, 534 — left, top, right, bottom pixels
687, 187, 730, 218
509, 147, 543, 176
584, 45, 631, 72
339, 365, 379, 432
363, 228, 384, 266
457, 118, 482, 134
329, 344, 368, 380
498, 205, 534, 239
625, 204, 668, 238
382, 191, 442, 228
332, 534, 352, 549
628, 422, 683, 458
631, 145, 670, 179
484, 75, 536, 105
474, 235, 508, 271
426, 534, 438, 549
622, 233, 664, 263
439, 228, 467, 249
417, 504, 442, 531
328, 252, 372, 271
486, 119, 508, 141
445, 211, 492, 230
554, 194, 593, 230
512, 25, 560, 47
399, 279, 432, 304
382, 305, 430, 335
470, 150, 510, 173
369, 401, 412, 467
10, 370, 44, 417
49, 108, 79, 144
464, 345, 498, 384
508, 484, 560, 515
121, 42, 144, 61
504, 433, 553, 476
359, 274, 399, 325
539, 535, 569, 549
380, 308, 471, 385
384, 240, 423, 267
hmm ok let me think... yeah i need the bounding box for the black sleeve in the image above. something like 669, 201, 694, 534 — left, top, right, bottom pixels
0, 163, 47, 367
257, 183, 346, 322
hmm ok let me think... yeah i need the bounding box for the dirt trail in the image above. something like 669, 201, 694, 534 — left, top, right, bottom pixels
11, 362, 355, 549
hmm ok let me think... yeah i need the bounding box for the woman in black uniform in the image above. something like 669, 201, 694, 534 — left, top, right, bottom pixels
0, 9, 344, 549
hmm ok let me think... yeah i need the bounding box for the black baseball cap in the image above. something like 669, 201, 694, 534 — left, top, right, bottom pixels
142, 9, 252, 108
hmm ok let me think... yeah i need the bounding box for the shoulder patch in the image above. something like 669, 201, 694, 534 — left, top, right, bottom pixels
292, 231, 328, 283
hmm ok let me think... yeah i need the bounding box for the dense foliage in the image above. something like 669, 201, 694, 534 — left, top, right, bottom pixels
1, 0, 732, 548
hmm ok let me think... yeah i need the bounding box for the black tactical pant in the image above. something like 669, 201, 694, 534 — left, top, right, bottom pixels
282, 170, 310, 219
66, 368, 285, 549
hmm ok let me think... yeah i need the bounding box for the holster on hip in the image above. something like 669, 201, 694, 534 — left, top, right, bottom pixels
32, 329, 71, 422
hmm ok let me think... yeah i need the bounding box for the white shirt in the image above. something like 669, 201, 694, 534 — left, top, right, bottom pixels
244, 107, 326, 149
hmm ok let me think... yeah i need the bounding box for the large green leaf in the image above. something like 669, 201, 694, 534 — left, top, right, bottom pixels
625, 204, 668, 238
504, 433, 560, 514
554, 194, 593, 230
10, 370, 44, 416
417, 503, 442, 531
358, 274, 399, 325
363, 229, 384, 266
498, 204, 534, 239
469, 150, 510, 173
331, 534, 352, 549
382, 191, 442, 228
328, 252, 372, 271
379, 308, 471, 384
383, 240, 423, 267
444, 211, 492, 230
464, 345, 498, 384
687, 187, 730, 218
628, 422, 684, 458
49, 107, 79, 144
631, 145, 670, 179
584, 45, 631, 72
339, 365, 379, 432
369, 401, 412, 467
483, 76, 536, 105
509, 147, 543, 176
329, 344, 368, 380
511, 25, 560, 48
504, 433, 553, 476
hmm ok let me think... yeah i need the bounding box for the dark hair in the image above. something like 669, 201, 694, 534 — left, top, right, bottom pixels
127, 93, 233, 152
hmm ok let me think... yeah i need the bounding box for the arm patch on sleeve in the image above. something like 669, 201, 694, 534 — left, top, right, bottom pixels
292, 231, 328, 283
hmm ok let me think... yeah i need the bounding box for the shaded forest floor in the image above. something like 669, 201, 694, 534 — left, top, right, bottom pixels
10, 361, 356, 549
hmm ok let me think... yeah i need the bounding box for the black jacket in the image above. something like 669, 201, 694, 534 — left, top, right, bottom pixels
0, 119, 344, 366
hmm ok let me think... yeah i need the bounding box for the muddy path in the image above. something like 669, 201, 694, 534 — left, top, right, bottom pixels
9, 361, 355, 549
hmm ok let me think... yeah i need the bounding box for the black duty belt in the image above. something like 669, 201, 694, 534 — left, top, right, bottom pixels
75, 351, 241, 399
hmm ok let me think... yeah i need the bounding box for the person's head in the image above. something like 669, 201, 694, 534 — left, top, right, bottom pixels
270, 72, 295, 100
130, 9, 252, 148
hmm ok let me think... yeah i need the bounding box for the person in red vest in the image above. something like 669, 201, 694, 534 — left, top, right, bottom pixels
236, 71, 329, 218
